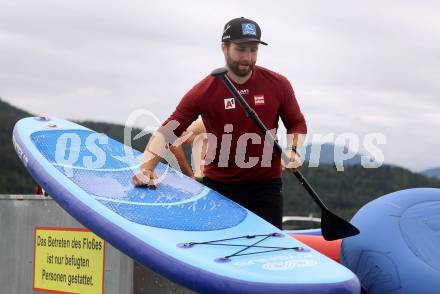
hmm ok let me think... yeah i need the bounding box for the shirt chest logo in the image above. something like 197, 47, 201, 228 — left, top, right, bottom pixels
254, 95, 265, 106
224, 98, 236, 109
239, 89, 249, 95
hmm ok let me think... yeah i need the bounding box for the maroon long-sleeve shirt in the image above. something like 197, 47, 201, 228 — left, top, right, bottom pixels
160, 66, 307, 184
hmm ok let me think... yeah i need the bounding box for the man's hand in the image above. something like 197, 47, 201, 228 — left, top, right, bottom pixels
132, 168, 158, 188
282, 149, 303, 173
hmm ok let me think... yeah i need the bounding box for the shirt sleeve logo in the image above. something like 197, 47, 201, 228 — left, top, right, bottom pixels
242, 23, 257, 36
254, 95, 265, 105
224, 98, 236, 109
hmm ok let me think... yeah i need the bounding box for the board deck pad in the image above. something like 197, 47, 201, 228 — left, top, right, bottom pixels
13, 117, 360, 294
31, 129, 246, 231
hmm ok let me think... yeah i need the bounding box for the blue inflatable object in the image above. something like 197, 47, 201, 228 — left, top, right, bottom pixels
13, 117, 360, 294
341, 188, 440, 294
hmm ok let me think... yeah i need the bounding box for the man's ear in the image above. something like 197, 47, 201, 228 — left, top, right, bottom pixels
221, 42, 228, 55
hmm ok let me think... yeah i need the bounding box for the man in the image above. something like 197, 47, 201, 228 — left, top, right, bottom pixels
133, 17, 307, 229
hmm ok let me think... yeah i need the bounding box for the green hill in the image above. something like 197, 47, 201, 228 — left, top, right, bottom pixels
0, 99, 35, 193
282, 164, 440, 219
422, 167, 440, 179
2, 98, 440, 220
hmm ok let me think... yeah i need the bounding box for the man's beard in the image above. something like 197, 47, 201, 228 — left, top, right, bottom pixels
225, 55, 255, 77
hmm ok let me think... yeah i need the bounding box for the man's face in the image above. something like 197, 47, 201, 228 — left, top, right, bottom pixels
223, 42, 259, 77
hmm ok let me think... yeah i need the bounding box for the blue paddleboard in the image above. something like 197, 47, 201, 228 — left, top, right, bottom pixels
13, 117, 360, 294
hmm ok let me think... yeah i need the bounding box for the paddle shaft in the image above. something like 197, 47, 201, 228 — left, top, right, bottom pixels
213, 69, 329, 211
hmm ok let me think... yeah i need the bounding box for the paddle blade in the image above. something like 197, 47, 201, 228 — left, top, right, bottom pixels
321, 209, 360, 241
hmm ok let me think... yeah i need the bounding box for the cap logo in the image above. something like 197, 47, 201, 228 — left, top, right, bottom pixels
223, 24, 231, 33
242, 23, 257, 36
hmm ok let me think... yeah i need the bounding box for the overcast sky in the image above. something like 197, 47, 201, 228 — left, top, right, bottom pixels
1, 0, 439, 172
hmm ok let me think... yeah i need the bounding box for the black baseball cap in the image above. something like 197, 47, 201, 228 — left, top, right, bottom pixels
221, 17, 268, 45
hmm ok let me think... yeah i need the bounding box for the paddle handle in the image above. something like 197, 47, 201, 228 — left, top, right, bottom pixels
211, 68, 329, 211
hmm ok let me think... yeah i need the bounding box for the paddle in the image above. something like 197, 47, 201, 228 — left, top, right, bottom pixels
210, 67, 360, 241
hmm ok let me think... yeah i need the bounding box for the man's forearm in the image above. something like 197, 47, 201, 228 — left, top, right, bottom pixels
169, 145, 194, 177
283, 133, 306, 170
286, 133, 306, 150
140, 132, 168, 171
